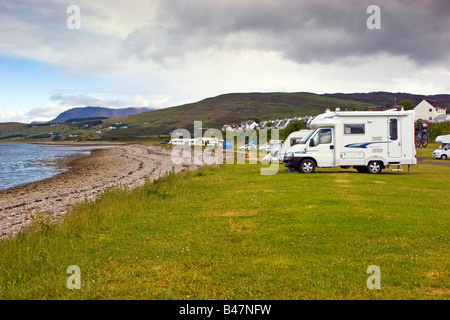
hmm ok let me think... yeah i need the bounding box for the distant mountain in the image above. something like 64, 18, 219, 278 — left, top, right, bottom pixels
49, 106, 153, 123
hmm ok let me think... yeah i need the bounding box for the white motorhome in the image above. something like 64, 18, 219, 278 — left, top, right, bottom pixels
432, 135, 450, 160
283, 110, 417, 174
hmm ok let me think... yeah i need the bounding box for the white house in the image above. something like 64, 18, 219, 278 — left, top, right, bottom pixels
239, 120, 257, 131
276, 119, 292, 129
414, 99, 447, 121
221, 124, 234, 131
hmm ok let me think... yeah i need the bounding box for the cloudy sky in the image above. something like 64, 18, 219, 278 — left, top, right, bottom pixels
0, 0, 449, 123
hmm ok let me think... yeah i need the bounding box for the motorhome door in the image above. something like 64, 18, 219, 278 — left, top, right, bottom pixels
308, 128, 335, 166
388, 117, 401, 158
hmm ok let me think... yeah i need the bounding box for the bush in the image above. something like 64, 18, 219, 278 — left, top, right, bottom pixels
428, 121, 450, 141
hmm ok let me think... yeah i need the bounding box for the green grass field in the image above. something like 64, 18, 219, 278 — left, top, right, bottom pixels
0, 155, 449, 300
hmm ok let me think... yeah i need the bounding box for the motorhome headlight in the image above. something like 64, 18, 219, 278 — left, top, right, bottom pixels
285, 151, 294, 157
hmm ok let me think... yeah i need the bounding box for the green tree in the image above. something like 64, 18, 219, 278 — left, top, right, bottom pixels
281, 120, 305, 140
398, 100, 414, 110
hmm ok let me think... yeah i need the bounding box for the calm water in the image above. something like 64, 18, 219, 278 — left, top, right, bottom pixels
0, 143, 116, 190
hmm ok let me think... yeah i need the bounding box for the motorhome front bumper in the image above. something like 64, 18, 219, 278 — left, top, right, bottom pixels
283, 156, 301, 169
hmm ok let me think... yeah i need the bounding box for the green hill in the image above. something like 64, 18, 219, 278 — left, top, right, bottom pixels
101, 92, 373, 136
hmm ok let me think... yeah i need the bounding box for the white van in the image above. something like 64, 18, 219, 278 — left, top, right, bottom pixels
432, 135, 450, 160
283, 110, 417, 174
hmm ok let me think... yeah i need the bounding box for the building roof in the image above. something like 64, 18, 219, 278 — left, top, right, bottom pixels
424, 99, 447, 111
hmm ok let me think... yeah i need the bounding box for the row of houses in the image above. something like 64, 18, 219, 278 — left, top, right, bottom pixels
221, 116, 312, 132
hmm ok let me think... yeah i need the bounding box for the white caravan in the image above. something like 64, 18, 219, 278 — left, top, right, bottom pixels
283, 110, 417, 174
169, 137, 223, 147
432, 135, 450, 160
277, 129, 311, 161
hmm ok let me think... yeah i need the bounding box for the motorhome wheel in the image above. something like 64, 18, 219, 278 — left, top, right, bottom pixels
299, 159, 316, 173
367, 161, 382, 174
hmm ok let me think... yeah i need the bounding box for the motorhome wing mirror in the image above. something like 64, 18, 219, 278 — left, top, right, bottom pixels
309, 139, 315, 147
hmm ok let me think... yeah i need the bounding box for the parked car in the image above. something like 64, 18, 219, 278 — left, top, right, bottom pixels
432, 135, 450, 160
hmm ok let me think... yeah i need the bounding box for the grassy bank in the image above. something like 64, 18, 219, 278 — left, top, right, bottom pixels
0, 159, 449, 299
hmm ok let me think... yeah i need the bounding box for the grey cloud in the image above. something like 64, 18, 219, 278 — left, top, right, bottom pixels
121, 0, 450, 67
2, 0, 449, 79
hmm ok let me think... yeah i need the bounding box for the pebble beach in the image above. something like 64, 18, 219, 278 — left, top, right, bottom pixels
0, 144, 200, 239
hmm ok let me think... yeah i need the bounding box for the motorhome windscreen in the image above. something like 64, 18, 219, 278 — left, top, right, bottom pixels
300, 129, 317, 144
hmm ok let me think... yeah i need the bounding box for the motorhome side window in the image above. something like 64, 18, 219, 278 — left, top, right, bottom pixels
389, 119, 398, 141
290, 138, 302, 146
344, 124, 365, 134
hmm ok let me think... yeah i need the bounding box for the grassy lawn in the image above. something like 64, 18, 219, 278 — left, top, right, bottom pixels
0, 161, 449, 300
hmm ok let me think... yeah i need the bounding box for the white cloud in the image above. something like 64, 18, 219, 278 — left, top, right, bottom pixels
27, 104, 70, 121
0, 106, 28, 123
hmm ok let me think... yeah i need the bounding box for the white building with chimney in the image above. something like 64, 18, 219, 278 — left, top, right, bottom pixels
414, 99, 447, 121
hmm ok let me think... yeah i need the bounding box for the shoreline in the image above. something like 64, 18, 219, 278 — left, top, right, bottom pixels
0, 144, 200, 239
29, 141, 127, 146
0, 140, 126, 146
0, 143, 121, 192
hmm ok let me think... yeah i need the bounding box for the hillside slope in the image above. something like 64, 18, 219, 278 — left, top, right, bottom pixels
103, 92, 373, 135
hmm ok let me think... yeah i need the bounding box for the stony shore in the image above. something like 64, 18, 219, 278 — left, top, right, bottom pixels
0, 144, 200, 239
